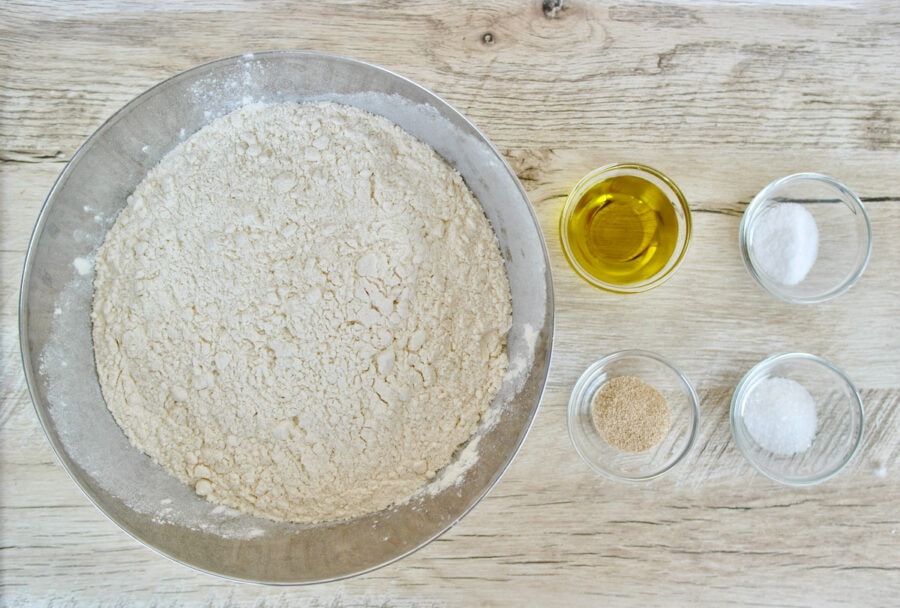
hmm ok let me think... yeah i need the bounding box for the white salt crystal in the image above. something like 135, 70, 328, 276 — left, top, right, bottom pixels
743, 376, 817, 456
750, 202, 819, 286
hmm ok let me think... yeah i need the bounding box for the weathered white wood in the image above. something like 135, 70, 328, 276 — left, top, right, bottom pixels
2, 1, 899, 606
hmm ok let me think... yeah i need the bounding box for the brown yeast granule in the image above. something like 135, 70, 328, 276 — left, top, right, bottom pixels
591, 375, 671, 452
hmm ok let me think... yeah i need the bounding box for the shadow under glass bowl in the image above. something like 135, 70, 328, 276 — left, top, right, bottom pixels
19, 50, 554, 584
730, 353, 864, 486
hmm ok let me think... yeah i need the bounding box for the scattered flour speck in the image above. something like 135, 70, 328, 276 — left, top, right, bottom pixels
73, 256, 93, 276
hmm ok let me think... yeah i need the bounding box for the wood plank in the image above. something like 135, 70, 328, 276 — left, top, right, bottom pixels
2, 0, 899, 605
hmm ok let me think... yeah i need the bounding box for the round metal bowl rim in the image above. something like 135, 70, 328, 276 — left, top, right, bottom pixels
19, 49, 554, 584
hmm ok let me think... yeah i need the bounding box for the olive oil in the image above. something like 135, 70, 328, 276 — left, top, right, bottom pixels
563, 174, 680, 287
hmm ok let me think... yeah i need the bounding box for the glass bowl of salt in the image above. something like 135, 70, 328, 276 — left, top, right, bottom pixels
739, 173, 872, 304
730, 353, 864, 486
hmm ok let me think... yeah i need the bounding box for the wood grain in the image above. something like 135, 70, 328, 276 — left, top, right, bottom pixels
2, 1, 899, 606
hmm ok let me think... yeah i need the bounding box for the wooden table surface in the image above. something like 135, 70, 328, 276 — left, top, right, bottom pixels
2, 1, 899, 605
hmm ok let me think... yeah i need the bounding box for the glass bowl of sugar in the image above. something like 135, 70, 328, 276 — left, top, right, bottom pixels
739, 173, 872, 304
567, 350, 700, 482
730, 353, 864, 486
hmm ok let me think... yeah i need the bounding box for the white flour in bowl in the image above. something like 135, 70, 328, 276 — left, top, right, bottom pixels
91, 101, 511, 524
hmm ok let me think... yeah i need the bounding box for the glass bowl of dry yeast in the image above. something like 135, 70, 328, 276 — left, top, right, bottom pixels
567, 350, 700, 482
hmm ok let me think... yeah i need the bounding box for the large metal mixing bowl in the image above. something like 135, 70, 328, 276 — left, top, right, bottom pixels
19, 51, 553, 583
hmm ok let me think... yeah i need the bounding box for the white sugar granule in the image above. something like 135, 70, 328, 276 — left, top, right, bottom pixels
91, 101, 512, 524
743, 377, 818, 456
750, 202, 819, 286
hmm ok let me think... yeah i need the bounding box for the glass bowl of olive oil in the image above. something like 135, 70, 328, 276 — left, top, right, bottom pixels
560, 163, 692, 293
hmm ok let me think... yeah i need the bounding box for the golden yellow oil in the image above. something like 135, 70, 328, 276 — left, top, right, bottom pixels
564, 174, 679, 286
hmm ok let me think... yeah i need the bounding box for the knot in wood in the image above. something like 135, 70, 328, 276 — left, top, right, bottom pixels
542, 0, 564, 18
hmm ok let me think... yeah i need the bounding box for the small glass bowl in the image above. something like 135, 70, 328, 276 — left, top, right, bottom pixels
567, 350, 700, 482
739, 173, 873, 304
730, 353, 864, 486
559, 163, 692, 294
